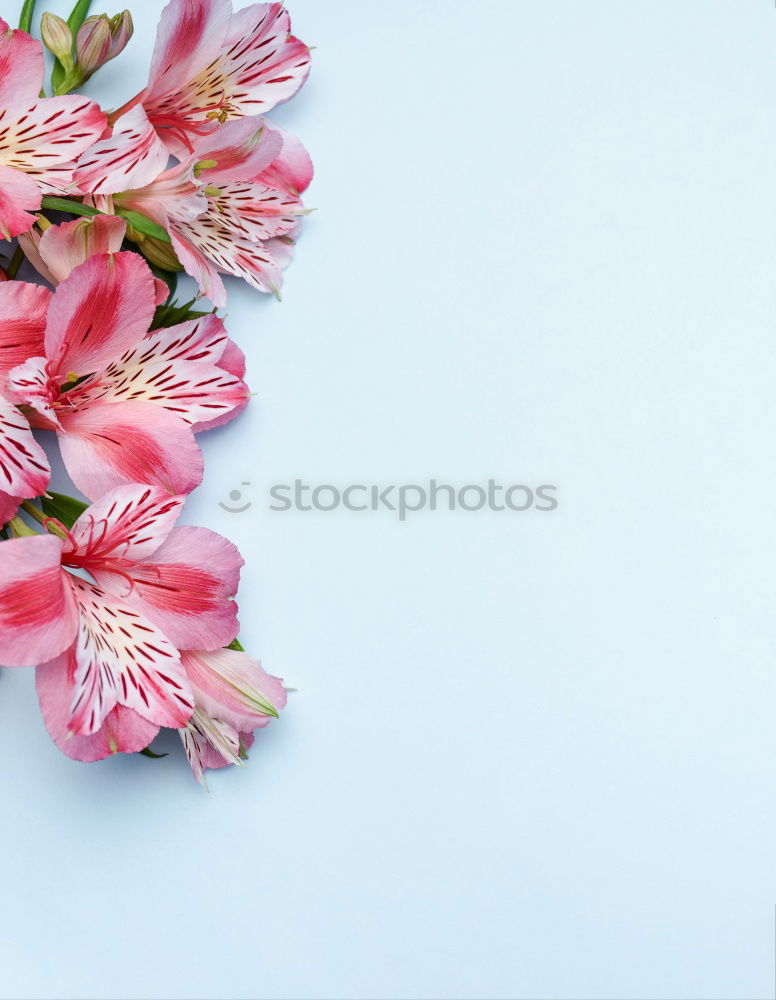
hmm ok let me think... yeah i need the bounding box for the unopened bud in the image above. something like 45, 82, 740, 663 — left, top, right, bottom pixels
76, 16, 111, 75
76, 11, 133, 77
137, 235, 184, 272
41, 12, 74, 70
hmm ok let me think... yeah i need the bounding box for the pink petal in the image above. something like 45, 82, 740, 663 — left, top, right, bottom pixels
204, 182, 304, 241
144, 0, 232, 108
181, 647, 286, 731
255, 124, 313, 194
0, 393, 51, 496
66, 576, 194, 735
7, 355, 62, 429
36, 655, 160, 762
154, 279, 170, 305
0, 490, 22, 524
0, 96, 106, 176
0, 165, 41, 240
180, 710, 242, 786
0, 280, 49, 382
74, 106, 170, 196
17, 228, 58, 285
0, 19, 44, 105
70, 484, 184, 563
100, 345, 248, 428
171, 214, 286, 297
97, 525, 243, 650
57, 399, 204, 499
37, 215, 128, 283
44, 251, 156, 377
220, 3, 311, 116
0, 535, 78, 667
139, 313, 233, 365
169, 227, 227, 306
190, 115, 282, 183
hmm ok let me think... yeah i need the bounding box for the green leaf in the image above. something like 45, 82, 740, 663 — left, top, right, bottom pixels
115, 209, 171, 243
151, 298, 212, 330
40, 196, 101, 218
227, 638, 245, 652
140, 746, 169, 759
52, 0, 92, 92
41, 492, 88, 529
18, 0, 36, 32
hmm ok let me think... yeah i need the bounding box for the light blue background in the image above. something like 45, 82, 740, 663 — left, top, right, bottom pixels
2, 0, 776, 997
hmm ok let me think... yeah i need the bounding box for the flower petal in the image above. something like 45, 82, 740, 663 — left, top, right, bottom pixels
0, 535, 77, 667
58, 399, 204, 499
0, 164, 40, 240
70, 484, 184, 563
36, 655, 160, 762
181, 647, 286, 731
96, 525, 243, 650
0, 96, 106, 176
0, 19, 44, 105
219, 3, 311, 116
74, 106, 170, 196
204, 182, 304, 241
44, 251, 156, 377
191, 115, 282, 183
144, 0, 232, 108
254, 124, 313, 194
66, 576, 194, 735
0, 392, 51, 496
0, 279, 49, 383
172, 214, 285, 296
37, 215, 128, 283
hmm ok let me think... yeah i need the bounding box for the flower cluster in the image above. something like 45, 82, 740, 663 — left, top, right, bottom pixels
0, 0, 312, 785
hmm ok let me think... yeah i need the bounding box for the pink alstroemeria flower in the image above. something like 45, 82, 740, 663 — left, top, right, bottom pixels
4, 250, 248, 499
126, 0, 310, 154
18, 213, 171, 304
0, 484, 244, 749
0, 281, 51, 522
0, 18, 106, 239
77, 112, 312, 304
179, 647, 287, 786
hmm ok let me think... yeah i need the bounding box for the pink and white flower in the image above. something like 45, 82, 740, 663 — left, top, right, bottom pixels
179, 647, 286, 785
77, 111, 312, 304
0, 484, 244, 749
136, 0, 310, 153
4, 249, 248, 499
0, 18, 106, 239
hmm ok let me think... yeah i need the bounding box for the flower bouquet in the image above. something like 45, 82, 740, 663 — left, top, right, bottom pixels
0, 0, 312, 785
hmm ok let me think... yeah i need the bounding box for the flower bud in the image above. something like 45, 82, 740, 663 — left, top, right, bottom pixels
76, 16, 111, 75
76, 11, 133, 77
41, 12, 74, 70
137, 235, 184, 273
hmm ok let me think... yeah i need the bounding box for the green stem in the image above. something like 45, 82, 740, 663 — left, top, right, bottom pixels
18, 0, 36, 32
20, 500, 46, 526
5, 245, 24, 280
8, 515, 37, 538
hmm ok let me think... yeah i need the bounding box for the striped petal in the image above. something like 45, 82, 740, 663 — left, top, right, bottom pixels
94, 524, 243, 650
0, 393, 51, 498
74, 106, 170, 196
66, 576, 194, 736
69, 484, 184, 563
0, 535, 78, 667
57, 399, 203, 499
204, 182, 304, 241
36, 656, 161, 761
218, 3, 311, 116
0, 96, 106, 180
0, 279, 49, 382
44, 252, 156, 378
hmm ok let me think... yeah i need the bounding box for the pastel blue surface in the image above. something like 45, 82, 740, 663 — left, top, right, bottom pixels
2, 1, 776, 997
